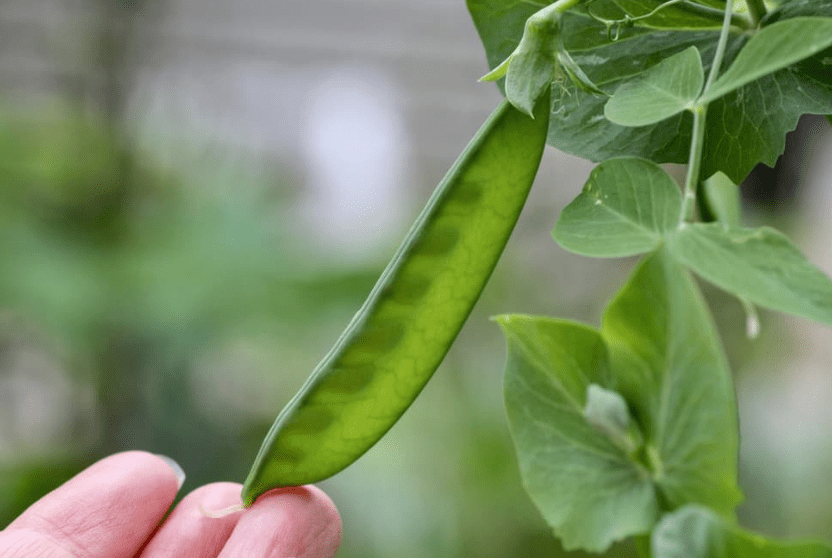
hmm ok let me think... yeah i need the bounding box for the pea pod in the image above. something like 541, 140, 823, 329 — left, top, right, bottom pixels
242, 93, 551, 506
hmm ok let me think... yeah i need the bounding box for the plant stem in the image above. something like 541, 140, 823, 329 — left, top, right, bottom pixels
744, 0, 766, 25
703, 0, 736, 93
535, 0, 583, 20
680, 0, 735, 222
556, 0, 583, 11
680, 105, 707, 221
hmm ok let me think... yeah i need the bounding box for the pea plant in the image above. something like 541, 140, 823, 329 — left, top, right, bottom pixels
244, 0, 832, 555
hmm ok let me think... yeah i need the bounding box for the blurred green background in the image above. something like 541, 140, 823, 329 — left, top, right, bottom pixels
1, 0, 832, 556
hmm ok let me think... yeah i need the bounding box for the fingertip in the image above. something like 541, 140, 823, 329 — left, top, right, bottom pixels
11, 451, 182, 526
270, 485, 342, 535
221, 485, 342, 557
138, 482, 244, 557
2, 451, 184, 558
253, 484, 342, 534
152, 454, 186, 491
101, 451, 184, 496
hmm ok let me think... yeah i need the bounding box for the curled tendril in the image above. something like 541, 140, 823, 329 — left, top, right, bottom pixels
585, 0, 622, 40
585, 0, 685, 41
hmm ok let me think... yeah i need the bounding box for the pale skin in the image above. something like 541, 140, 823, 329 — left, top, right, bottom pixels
0, 451, 342, 558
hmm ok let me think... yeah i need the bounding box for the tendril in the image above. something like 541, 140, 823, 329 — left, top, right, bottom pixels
585, 0, 686, 41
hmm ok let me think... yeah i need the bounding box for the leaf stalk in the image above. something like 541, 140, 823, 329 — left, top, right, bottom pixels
681, 0, 735, 222
681, 104, 707, 222
703, 0, 736, 93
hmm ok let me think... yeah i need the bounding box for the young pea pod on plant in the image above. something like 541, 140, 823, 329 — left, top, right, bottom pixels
241, 90, 551, 506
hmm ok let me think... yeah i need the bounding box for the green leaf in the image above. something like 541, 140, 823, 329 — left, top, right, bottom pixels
700, 171, 741, 227
553, 158, 682, 257
778, 0, 832, 19
468, 2, 832, 184
653, 505, 832, 558
697, 4, 832, 182
699, 59, 832, 183
601, 251, 741, 515
480, 55, 509, 82
548, 18, 716, 166
468, 2, 718, 163
605, 46, 704, 126
499, 251, 741, 552
669, 223, 832, 326
695, 0, 726, 8
699, 17, 832, 104
557, 48, 607, 95
467, 0, 540, 91
500, 316, 659, 552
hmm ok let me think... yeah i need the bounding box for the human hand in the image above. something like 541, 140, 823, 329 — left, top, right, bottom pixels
0, 451, 342, 557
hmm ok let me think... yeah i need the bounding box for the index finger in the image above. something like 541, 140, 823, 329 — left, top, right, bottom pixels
0, 451, 183, 558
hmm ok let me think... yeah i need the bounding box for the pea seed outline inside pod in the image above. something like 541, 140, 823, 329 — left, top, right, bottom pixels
242, 92, 551, 506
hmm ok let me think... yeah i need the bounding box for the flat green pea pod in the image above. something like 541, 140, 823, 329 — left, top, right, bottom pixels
241, 92, 551, 506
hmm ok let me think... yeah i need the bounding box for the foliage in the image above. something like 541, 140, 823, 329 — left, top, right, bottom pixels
4, 1, 832, 556
235, 0, 832, 555
499, 249, 741, 552
466, 0, 832, 554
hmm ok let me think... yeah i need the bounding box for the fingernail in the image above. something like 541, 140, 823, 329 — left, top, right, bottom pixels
155, 454, 186, 490
199, 503, 246, 518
